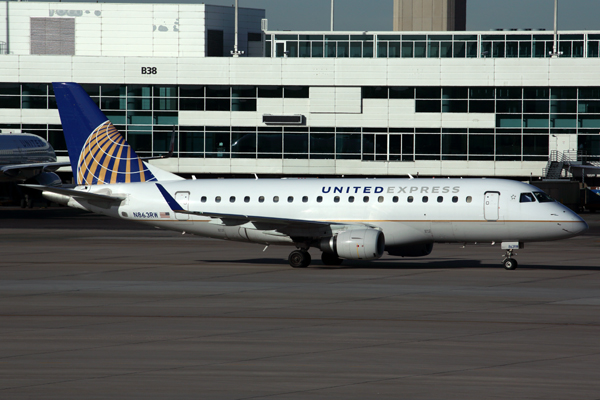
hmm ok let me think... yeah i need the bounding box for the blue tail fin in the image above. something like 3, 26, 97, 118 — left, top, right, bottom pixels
52, 82, 156, 185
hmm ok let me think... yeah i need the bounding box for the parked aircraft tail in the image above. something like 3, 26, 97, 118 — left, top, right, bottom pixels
53, 82, 179, 185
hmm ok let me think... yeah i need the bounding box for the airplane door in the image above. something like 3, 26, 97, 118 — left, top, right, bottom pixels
175, 191, 190, 221
484, 191, 500, 221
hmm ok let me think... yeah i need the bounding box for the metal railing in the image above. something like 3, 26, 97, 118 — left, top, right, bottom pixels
544, 150, 600, 179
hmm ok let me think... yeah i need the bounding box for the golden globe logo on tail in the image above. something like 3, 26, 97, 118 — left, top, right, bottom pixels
77, 120, 156, 185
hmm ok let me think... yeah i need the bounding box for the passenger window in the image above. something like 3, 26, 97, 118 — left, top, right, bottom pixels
302, 196, 308, 203
215, 196, 221, 203
201, 196, 207, 203
288, 196, 293, 203
244, 196, 250, 203
334, 196, 340, 203
422, 196, 428, 203
349, 196, 355, 203
317, 196, 323, 203
466, 196, 472, 203
520, 193, 536, 203
378, 196, 384, 203
407, 196, 413, 203
230, 196, 235, 203
393, 196, 398, 203
259, 196, 265, 203
273, 196, 279, 203
452, 196, 458, 203
363, 196, 369, 203
437, 196, 443, 203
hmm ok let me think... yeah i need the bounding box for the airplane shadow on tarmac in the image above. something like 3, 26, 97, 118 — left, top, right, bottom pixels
198, 257, 600, 271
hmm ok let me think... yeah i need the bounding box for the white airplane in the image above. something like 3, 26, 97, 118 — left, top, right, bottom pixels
27, 82, 588, 270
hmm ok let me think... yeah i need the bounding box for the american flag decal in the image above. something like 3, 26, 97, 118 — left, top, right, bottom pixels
160, 212, 170, 218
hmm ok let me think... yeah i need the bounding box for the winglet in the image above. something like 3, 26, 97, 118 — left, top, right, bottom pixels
156, 183, 185, 212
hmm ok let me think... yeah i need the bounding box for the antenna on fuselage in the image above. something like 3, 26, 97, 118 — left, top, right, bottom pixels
254, 174, 259, 180
408, 173, 414, 180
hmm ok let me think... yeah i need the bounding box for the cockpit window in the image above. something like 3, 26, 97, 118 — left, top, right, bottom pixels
533, 192, 554, 203
520, 193, 536, 203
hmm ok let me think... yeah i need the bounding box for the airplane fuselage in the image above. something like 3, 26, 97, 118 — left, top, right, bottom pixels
0, 133, 57, 182
62, 178, 587, 249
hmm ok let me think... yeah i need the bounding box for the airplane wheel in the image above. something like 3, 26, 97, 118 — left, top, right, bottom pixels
321, 252, 343, 266
289, 250, 311, 268
503, 258, 518, 270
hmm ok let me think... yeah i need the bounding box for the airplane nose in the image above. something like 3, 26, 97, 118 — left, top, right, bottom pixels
573, 217, 589, 234
565, 211, 588, 235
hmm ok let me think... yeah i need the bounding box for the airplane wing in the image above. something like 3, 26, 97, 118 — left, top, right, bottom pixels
156, 183, 339, 228
0, 161, 70, 176
21, 184, 127, 202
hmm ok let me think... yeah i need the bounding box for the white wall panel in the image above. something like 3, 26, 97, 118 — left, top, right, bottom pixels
494, 59, 549, 86
229, 62, 282, 85
440, 59, 495, 86
179, 111, 231, 126
0, 109, 22, 123
309, 87, 335, 113
440, 113, 495, 128
283, 99, 309, 114
0, 57, 20, 80
281, 60, 335, 84
19, 57, 73, 82
306, 113, 336, 127
549, 59, 600, 86
257, 98, 284, 114
231, 159, 284, 175
230, 113, 262, 126
335, 87, 361, 113
21, 108, 61, 124
72, 56, 125, 83
335, 60, 388, 86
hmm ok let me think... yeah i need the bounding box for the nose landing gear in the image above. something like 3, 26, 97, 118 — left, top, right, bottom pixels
501, 242, 523, 270
502, 249, 518, 270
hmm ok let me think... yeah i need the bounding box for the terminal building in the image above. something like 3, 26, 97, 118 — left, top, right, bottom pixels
1, 2, 600, 180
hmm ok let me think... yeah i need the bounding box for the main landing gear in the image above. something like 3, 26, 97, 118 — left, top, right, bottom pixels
288, 249, 344, 268
502, 249, 518, 270
289, 250, 311, 268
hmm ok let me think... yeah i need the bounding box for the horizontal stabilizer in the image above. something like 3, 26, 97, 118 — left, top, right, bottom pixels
21, 184, 126, 202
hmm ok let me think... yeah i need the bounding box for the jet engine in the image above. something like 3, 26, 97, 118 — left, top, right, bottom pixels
320, 229, 385, 260
35, 171, 62, 187
386, 243, 433, 257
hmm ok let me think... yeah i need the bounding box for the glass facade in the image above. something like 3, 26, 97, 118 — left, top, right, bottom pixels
264, 32, 596, 59
2, 82, 599, 162
363, 86, 600, 134
0, 83, 309, 156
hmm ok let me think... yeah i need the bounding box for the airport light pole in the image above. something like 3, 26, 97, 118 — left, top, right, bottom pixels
330, 0, 334, 31
551, 0, 561, 57
231, 0, 244, 57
